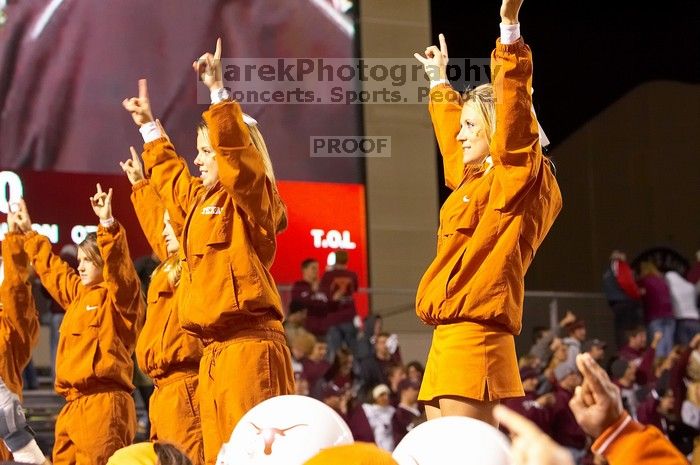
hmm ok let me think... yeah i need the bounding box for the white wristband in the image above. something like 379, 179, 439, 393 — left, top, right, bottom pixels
100, 217, 115, 228
139, 121, 162, 143
211, 87, 231, 104
499, 22, 521, 45
430, 78, 449, 89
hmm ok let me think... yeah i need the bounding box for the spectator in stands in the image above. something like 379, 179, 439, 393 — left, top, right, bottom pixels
289, 331, 316, 378
542, 338, 568, 393
392, 378, 422, 445
291, 258, 330, 338
347, 384, 396, 452
665, 270, 700, 345
686, 250, 700, 285
562, 319, 586, 366
303, 340, 332, 394
321, 250, 360, 359
529, 311, 577, 368
619, 327, 661, 385
321, 347, 357, 399
405, 361, 425, 384
610, 358, 640, 419
638, 261, 676, 358
284, 299, 311, 346
550, 363, 587, 464
637, 372, 675, 436
503, 367, 553, 435
358, 333, 402, 401
387, 365, 406, 406
318, 382, 348, 421
603, 250, 643, 346
581, 339, 606, 363
681, 380, 700, 459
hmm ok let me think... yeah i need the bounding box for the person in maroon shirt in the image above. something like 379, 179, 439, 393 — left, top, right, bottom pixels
550, 363, 588, 464
619, 327, 662, 386
686, 250, 700, 285
638, 261, 676, 358
503, 367, 554, 435
321, 251, 360, 359
392, 379, 423, 445
318, 382, 349, 422
637, 373, 675, 436
303, 340, 332, 395
291, 258, 331, 338
358, 333, 402, 401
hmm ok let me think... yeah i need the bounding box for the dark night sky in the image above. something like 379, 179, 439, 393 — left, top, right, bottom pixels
431, 0, 700, 199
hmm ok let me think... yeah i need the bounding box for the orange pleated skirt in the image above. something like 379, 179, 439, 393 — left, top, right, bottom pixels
418, 320, 524, 402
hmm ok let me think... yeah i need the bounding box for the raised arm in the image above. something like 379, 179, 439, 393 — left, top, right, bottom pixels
89, 184, 142, 314
490, 0, 543, 209
415, 34, 465, 190
570, 354, 686, 465
0, 231, 40, 353
122, 80, 205, 217
121, 147, 184, 261
14, 199, 81, 308
203, 101, 278, 237
195, 39, 279, 239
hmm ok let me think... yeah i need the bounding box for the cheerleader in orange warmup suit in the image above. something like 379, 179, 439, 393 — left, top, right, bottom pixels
413, 0, 562, 425
0, 205, 40, 461
15, 188, 144, 465
122, 40, 294, 464
120, 147, 205, 465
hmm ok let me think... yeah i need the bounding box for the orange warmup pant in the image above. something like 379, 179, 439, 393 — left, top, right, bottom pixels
0, 444, 11, 461
150, 371, 204, 465
52, 390, 135, 465
199, 326, 294, 465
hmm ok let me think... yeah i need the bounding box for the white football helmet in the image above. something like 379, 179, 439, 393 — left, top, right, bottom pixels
392, 417, 512, 465
216, 395, 353, 465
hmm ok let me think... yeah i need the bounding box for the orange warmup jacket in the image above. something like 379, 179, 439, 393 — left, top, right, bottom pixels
0, 232, 40, 399
23, 225, 144, 400
415, 38, 562, 335
131, 180, 202, 379
591, 412, 688, 464
142, 101, 287, 340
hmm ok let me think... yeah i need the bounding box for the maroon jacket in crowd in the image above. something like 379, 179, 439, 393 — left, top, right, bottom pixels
619, 345, 656, 386
320, 268, 359, 327
291, 280, 331, 336
550, 386, 587, 450
503, 392, 552, 435
302, 357, 331, 394
392, 405, 421, 445
347, 405, 375, 444
637, 396, 668, 434
638, 275, 674, 322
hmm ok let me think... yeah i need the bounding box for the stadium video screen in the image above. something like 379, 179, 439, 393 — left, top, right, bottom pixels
0, 0, 367, 293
